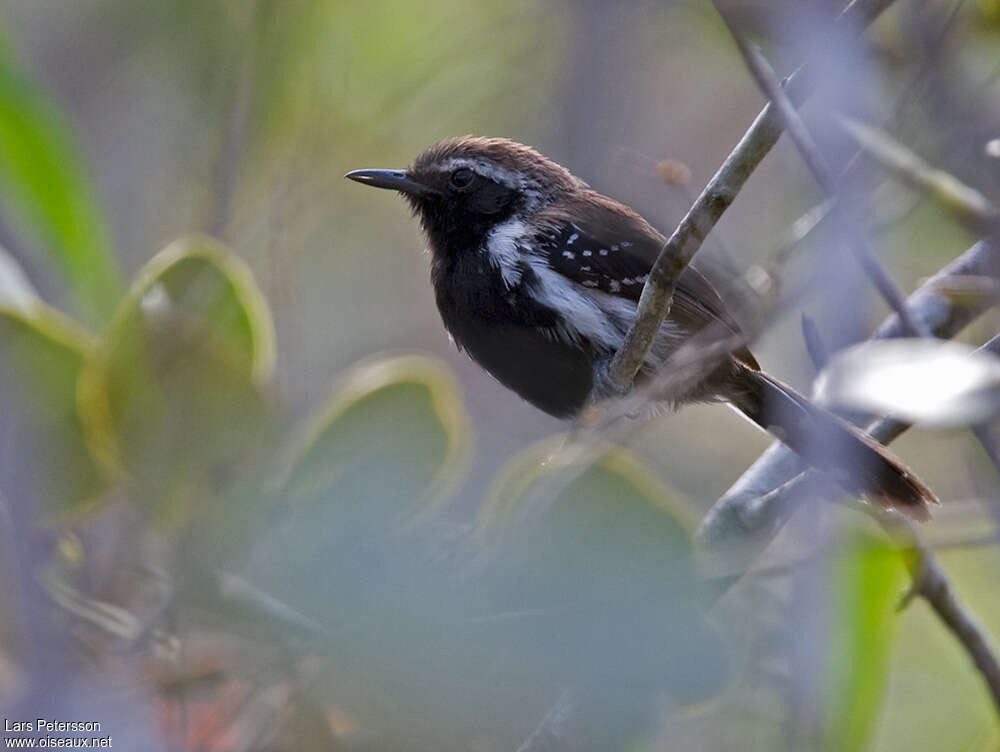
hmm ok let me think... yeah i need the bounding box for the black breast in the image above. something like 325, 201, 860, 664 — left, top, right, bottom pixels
431, 253, 596, 418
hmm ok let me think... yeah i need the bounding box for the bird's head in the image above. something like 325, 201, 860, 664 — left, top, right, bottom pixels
346, 137, 583, 252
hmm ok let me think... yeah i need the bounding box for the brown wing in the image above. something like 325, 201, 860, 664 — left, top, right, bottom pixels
534, 190, 759, 369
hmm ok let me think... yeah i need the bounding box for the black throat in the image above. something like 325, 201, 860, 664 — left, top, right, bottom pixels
407, 194, 520, 268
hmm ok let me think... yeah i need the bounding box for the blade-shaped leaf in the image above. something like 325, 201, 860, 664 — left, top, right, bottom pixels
79, 236, 275, 525
0, 36, 120, 324
815, 338, 1000, 426
823, 536, 904, 752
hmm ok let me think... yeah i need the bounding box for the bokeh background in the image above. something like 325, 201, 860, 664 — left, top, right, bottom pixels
1, 0, 999, 750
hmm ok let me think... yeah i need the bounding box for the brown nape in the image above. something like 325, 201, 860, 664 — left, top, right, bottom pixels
723, 361, 937, 519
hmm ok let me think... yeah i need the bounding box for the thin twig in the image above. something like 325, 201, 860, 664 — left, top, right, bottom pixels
515, 689, 580, 752
208, 5, 260, 240
703, 240, 999, 536
701, 288, 1000, 550
715, 9, 928, 337
696, 247, 1000, 711
800, 314, 830, 371
711, 530, 1000, 587
697, 237, 999, 543
601, 0, 902, 392
879, 512, 1000, 712
839, 117, 1000, 233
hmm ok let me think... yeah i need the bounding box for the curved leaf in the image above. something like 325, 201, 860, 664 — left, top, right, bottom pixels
479, 438, 726, 709
281, 354, 471, 537
0, 305, 104, 519
79, 237, 275, 524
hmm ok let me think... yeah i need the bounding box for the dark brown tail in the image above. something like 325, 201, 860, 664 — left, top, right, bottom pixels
726, 364, 939, 520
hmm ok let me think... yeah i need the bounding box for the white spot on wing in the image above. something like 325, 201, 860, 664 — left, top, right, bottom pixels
582, 250, 592, 257
562, 250, 575, 259
567, 233, 579, 245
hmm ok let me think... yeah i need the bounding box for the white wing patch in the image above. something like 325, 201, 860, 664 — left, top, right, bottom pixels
525, 256, 681, 360
485, 217, 528, 288
486, 218, 681, 365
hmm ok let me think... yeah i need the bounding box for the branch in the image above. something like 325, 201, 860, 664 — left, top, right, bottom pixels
839, 117, 1000, 234
514, 689, 581, 752
715, 8, 928, 337
696, 237, 1000, 549
602, 0, 901, 391
695, 244, 1000, 712
882, 513, 1000, 712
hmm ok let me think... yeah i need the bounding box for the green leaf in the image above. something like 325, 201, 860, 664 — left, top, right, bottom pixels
823, 536, 904, 752
0, 35, 120, 324
79, 236, 275, 526
0, 304, 105, 519
479, 439, 727, 709
281, 354, 471, 538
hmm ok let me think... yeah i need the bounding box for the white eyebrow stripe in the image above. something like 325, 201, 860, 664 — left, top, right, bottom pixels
434, 157, 521, 188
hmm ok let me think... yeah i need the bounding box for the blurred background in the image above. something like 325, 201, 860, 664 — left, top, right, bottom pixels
1, 0, 999, 750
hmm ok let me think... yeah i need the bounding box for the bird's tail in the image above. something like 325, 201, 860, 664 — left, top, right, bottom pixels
726, 364, 939, 520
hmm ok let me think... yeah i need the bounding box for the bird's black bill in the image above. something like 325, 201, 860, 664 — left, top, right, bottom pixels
344, 169, 439, 197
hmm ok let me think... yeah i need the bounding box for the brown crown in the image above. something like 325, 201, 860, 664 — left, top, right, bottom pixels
411, 136, 583, 192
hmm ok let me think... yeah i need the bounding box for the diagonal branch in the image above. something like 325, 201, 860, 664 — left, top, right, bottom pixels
697, 238, 1000, 550
602, 0, 902, 392
839, 116, 1000, 233
691, 247, 1000, 714
881, 511, 1000, 712
714, 7, 928, 338
701, 13, 1000, 692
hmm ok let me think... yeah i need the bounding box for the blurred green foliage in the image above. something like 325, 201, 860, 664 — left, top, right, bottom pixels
824, 537, 904, 752
0, 1, 998, 750
0, 33, 120, 325
0, 307, 104, 519
78, 237, 274, 526
0, 225, 726, 749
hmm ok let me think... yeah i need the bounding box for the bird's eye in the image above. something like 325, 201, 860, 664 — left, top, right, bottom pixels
449, 167, 475, 190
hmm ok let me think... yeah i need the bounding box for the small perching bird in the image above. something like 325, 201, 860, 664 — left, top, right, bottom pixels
347, 137, 938, 519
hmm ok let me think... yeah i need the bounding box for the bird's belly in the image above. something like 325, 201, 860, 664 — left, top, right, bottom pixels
445, 314, 595, 418
433, 259, 619, 417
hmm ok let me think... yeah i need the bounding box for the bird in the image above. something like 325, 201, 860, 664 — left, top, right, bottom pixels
346, 136, 938, 519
